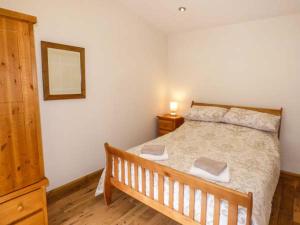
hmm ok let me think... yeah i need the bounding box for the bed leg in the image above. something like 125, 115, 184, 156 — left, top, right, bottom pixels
104, 177, 112, 205
104, 143, 113, 206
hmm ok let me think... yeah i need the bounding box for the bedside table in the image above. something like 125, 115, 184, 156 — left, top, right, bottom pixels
157, 114, 184, 136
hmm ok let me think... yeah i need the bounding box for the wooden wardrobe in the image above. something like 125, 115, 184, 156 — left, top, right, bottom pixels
0, 8, 48, 225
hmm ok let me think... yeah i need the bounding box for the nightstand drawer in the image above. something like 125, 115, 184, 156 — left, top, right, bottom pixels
157, 114, 184, 137
158, 120, 174, 130
158, 129, 170, 136
0, 188, 44, 224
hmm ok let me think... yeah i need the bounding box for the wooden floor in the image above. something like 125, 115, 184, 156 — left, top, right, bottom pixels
48, 172, 300, 225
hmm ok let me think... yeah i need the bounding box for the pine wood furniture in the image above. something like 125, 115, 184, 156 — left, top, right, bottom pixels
0, 8, 48, 225
104, 101, 283, 225
157, 114, 184, 136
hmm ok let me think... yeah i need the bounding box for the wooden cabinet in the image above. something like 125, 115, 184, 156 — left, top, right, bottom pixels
157, 114, 184, 136
0, 8, 48, 225
0, 185, 48, 225
16, 210, 46, 225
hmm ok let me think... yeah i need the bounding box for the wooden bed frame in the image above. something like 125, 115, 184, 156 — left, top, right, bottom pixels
104, 101, 283, 225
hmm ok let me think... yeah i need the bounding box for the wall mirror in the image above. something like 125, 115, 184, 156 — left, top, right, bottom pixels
41, 41, 85, 100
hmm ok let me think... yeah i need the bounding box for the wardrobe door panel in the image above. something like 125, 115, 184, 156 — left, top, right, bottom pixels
0, 17, 44, 196
0, 22, 23, 102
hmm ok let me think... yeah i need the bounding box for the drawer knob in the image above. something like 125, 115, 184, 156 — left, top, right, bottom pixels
17, 203, 24, 212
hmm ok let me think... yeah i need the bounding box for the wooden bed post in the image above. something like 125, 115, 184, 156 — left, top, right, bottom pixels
246, 192, 253, 225
278, 108, 283, 138
104, 143, 113, 206
191, 100, 195, 107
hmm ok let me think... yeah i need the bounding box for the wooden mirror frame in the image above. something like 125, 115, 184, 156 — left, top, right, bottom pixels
41, 41, 86, 100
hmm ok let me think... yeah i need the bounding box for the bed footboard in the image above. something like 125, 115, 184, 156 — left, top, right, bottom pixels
104, 143, 253, 225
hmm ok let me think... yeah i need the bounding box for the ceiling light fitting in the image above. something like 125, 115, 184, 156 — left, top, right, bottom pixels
178, 7, 186, 12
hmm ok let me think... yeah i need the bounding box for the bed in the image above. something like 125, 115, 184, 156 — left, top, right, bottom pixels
96, 102, 282, 225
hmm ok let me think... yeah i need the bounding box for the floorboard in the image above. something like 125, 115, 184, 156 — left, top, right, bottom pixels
48, 172, 300, 225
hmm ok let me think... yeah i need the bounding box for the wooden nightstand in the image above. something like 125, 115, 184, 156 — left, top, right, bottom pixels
157, 114, 184, 136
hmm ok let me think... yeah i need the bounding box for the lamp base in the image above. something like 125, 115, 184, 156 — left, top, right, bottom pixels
170, 112, 176, 116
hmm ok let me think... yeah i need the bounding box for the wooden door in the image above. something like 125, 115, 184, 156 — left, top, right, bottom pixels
0, 15, 44, 196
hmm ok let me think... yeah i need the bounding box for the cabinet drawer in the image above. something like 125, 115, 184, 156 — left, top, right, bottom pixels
15, 210, 45, 225
158, 120, 174, 131
0, 189, 44, 225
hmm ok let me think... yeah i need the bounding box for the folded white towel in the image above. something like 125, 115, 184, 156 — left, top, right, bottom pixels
141, 145, 165, 155
189, 165, 230, 183
140, 150, 168, 161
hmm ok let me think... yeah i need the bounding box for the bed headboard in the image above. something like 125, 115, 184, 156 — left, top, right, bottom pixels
191, 101, 283, 137
191, 101, 282, 116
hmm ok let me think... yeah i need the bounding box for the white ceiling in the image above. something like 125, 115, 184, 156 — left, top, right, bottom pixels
118, 0, 300, 33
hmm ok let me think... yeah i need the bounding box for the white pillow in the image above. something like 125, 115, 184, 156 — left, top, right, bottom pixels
184, 106, 228, 122
223, 108, 281, 132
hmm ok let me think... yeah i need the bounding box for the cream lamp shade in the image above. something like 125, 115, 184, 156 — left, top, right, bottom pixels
170, 101, 178, 116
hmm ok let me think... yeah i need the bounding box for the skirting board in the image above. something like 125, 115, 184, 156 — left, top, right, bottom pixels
47, 169, 103, 204
280, 170, 300, 179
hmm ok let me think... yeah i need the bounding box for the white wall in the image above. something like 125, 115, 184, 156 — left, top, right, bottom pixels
0, 0, 168, 190
1, 0, 299, 187
168, 14, 300, 173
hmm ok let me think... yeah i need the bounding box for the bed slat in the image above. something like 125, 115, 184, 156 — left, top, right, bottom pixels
179, 183, 184, 214
169, 178, 174, 209
121, 158, 125, 184
134, 163, 139, 191
142, 167, 146, 195
127, 161, 132, 188
201, 191, 207, 225
213, 197, 220, 225
228, 203, 238, 225
113, 156, 118, 181
189, 186, 195, 219
149, 170, 154, 199
158, 174, 164, 204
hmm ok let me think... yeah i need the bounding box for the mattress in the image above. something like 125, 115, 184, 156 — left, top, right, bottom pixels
96, 120, 280, 225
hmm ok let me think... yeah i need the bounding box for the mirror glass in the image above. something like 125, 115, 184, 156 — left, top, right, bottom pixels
48, 48, 82, 95
41, 41, 85, 100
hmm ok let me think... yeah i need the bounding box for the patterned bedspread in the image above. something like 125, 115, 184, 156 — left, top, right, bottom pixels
96, 120, 280, 225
